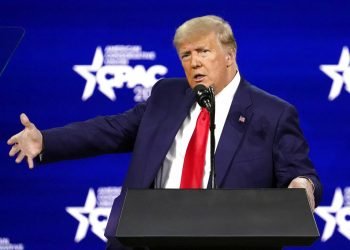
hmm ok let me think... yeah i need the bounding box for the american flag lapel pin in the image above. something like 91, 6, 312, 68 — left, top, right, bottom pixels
238, 115, 246, 123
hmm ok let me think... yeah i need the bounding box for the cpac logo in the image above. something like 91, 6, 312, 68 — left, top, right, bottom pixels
315, 187, 350, 242
73, 45, 168, 102
320, 46, 350, 101
66, 187, 121, 242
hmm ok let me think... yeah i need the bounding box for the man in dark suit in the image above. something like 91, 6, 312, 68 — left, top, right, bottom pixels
8, 15, 321, 249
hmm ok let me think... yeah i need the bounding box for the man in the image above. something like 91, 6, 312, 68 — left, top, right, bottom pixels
8, 15, 321, 249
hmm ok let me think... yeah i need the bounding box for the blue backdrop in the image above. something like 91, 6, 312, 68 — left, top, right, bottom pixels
1, 0, 350, 249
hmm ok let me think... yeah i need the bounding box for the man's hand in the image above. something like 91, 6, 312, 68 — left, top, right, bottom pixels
7, 113, 43, 169
288, 177, 315, 211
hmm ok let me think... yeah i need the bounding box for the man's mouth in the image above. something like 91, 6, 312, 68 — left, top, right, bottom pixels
193, 74, 206, 82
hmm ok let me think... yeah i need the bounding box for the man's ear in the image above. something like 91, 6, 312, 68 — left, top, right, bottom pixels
226, 48, 236, 67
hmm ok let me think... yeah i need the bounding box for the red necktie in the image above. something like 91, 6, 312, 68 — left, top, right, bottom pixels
180, 107, 210, 188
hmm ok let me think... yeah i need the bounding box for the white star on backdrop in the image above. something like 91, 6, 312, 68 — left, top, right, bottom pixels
73, 47, 117, 101
320, 46, 350, 101
315, 187, 350, 241
66, 188, 97, 242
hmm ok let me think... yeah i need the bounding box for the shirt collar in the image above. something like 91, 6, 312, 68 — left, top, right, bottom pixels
215, 71, 241, 103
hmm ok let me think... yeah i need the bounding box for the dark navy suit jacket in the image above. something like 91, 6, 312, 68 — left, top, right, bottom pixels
40, 77, 322, 239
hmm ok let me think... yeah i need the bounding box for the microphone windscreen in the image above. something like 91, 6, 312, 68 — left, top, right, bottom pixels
193, 84, 211, 110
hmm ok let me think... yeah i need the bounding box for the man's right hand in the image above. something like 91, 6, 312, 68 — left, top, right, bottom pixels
7, 113, 43, 169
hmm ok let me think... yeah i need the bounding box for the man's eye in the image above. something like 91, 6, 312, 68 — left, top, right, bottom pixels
181, 54, 190, 59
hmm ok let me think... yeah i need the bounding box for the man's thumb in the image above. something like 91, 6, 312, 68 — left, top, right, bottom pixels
20, 113, 32, 128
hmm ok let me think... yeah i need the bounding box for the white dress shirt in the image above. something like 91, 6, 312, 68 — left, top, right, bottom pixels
155, 71, 241, 188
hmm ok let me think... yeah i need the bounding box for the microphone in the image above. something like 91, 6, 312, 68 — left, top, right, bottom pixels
193, 84, 217, 189
193, 84, 212, 111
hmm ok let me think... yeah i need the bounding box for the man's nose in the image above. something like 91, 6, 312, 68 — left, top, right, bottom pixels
191, 54, 202, 68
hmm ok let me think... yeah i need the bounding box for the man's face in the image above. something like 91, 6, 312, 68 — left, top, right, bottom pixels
178, 32, 236, 94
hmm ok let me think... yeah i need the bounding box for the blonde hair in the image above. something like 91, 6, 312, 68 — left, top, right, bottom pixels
173, 15, 237, 51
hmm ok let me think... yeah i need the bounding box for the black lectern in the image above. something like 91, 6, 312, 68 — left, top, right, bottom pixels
116, 189, 319, 249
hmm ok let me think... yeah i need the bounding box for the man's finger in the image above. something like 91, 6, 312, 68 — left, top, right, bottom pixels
288, 177, 307, 189
27, 157, 34, 169
20, 113, 32, 128
7, 134, 18, 145
15, 151, 26, 163
288, 177, 315, 211
9, 144, 20, 156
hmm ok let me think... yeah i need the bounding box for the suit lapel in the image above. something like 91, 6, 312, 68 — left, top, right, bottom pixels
215, 78, 253, 186
142, 86, 195, 186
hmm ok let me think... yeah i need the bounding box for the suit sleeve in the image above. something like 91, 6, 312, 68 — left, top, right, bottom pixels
273, 104, 322, 206
39, 102, 146, 163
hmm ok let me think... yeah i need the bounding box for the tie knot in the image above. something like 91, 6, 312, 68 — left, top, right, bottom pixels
201, 107, 208, 113
199, 107, 210, 121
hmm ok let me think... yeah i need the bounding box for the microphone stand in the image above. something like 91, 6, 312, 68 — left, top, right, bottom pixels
208, 86, 217, 189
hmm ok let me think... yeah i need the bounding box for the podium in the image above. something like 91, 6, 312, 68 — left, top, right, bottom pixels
115, 189, 319, 249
